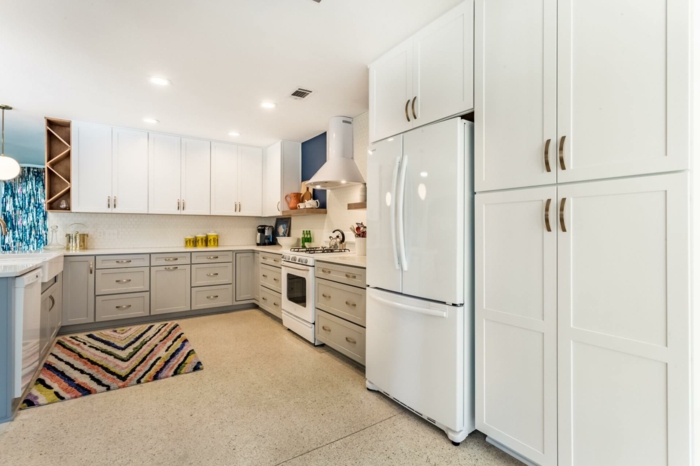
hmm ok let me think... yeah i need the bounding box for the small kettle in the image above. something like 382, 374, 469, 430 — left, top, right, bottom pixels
328, 229, 346, 250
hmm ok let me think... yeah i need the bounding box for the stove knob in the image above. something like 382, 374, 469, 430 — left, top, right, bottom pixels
303, 258, 308, 264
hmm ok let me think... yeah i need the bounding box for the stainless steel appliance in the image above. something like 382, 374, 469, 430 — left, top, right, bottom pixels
256, 225, 274, 246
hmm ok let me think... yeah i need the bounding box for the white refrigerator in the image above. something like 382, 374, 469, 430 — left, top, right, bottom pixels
366, 117, 474, 445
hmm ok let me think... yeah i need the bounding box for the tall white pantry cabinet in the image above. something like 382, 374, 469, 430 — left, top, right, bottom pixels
474, 0, 697, 464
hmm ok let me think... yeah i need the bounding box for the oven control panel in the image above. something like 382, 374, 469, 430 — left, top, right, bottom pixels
283, 254, 312, 266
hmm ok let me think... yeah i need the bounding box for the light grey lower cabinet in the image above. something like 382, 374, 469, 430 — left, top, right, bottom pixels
96, 292, 150, 322
95, 267, 149, 295
259, 286, 282, 319
151, 265, 191, 315
316, 310, 366, 365
192, 285, 233, 310
235, 252, 255, 302
253, 252, 260, 302
63, 256, 95, 325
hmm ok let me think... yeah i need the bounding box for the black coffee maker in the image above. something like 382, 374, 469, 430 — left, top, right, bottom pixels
256, 225, 274, 246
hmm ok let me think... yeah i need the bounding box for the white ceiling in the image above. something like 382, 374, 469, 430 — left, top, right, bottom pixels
0, 0, 463, 165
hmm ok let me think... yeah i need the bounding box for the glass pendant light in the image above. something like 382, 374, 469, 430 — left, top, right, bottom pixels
0, 105, 21, 181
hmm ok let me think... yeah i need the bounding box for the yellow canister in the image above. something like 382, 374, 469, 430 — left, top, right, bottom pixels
195, 234, 207, 248
185, 236, 195, 248
207, 232, 219, 248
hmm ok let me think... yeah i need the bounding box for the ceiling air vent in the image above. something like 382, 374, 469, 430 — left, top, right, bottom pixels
290, 88, 313, 100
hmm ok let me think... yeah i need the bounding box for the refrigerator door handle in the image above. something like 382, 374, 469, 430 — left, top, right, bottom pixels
390, 155, 401, 270
397, 155, 409, 271
369, 293, 448, 318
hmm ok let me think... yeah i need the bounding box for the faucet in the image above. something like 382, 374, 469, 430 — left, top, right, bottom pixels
0, 218, 7, 236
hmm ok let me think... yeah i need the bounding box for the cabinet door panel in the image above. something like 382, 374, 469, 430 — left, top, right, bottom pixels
180, 138, 211, 215
557, 0, 690, 182
369, 41, 413, 143
62, 256, 95, 325
235, 252, 255, 302
412, 0, 473, 128
237, 146, 263, 216
72, 122, 112, 213
211, 142, 238, 216
150, 265, 191, 315
112, 127, 149, 214
262, 142, 281, 217
557, 173, 690, 465
475, 187, 557, 466
474, 0, 557, 192
148, 133, 181, 214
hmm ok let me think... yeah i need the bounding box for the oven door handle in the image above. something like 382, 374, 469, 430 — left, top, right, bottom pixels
283, 265, 310, 273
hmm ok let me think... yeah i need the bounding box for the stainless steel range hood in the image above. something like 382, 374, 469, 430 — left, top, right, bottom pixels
308, 116, 364, 189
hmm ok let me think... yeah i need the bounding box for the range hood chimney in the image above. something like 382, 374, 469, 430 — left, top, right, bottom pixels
308, 116, 364, 189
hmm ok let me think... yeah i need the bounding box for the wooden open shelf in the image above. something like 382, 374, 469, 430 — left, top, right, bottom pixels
45, 117, 72, 212
347, 202, 367, 210
281, 209, 327, 217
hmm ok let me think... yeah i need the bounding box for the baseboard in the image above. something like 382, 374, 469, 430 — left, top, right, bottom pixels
58, 303, 260, 335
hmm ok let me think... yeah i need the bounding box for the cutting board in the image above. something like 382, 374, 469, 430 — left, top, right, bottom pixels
300, 182, 313, 202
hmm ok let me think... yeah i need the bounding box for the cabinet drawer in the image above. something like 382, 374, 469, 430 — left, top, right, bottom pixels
151, 252, 190, 266
191, 251, 233, 264
316, 262, 366, 288
316, 279, 366, 326
96, 254, 150, 269
259, 287, 282, 319
95, 267, 149, 295
259, 252, 282, 268
96, 292, 150, 322
316, 310, 366, 365
260, 264, 281, 292
191, 285, 233, 310
192, 263, 233, 286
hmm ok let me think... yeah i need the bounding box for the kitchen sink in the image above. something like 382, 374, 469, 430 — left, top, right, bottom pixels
0, 252, 64, 282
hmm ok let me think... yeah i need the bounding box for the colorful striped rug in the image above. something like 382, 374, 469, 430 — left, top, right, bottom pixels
21, 322, 203, 409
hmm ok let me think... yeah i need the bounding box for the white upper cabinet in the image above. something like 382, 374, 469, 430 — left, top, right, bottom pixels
474, 0, 557, 192
148, 133, 181, 215
263, 141, 301, 216
237, 146, 263, 216
211, 142, 238, 216
369, 1, 474, 143
112, 127, 148, 214
557, 0, 690, 183
180, 138, 211, 215
72, 122, 112, 213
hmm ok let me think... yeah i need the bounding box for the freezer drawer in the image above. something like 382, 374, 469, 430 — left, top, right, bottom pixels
366, 288, 467, 432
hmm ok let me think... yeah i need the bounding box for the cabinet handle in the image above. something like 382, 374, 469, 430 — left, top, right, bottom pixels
164, 258, 178, 261
116, 304, 132, 310
116, 260, 132, 264
544, 199, 552, 232
262, 274, 268, 278
277, 201, 281, 212
107, 196, 111, 208
405, 99, 411, 122
345, 337, 357, 345
89, 261, 93, 274
183, 199, 186, 211
207, 256, 219, 259
114, 196, 117, 209
322, 293, 331, 299
273, 278, 279, 282
322, 325, 331, 332
273, 302, 279, 306
345, 273, 356, 279
206, 295, 219, 300
273, 259, 280, 263
177, 199, 181, 210
322, 269, 331, 274
345, 301, 356, 308
115, 279, 132, 283
411, 96, 417, 119
206, 273, 219, 277
544, 139, 552, 173
165, 266, 179, 271
48, 295, 55, 311
559, 198, 567, 232
559, 135, 567, 170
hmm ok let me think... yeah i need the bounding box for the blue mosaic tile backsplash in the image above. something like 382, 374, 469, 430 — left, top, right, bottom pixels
0, 167, 48, 251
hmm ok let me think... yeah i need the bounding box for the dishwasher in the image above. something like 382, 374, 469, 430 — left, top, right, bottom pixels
14, 268, 42, 398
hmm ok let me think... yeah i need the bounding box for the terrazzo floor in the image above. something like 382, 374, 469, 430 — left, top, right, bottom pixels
0, 309, 521, 466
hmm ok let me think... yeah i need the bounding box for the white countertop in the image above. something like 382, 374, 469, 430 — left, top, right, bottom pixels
0, 251, 64, 278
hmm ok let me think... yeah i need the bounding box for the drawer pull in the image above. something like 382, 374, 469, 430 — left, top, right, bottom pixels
322, 269, 331, 274
165, 266, 179, 271
48, 295, 55, 311
164, 258, 179, 261
116, 260, 132, 264
115, 279, 132, 283
322, 293, 331, 299
262, 274, 268, 278
206, 273, 219, 277
273, 259, 280, 263
262, 297, 268, 301
345, 337, 357, 345
115, 304, 132, 310
206, 295, 219, 300
273, 278, 279, 282
345, 273, 357, 279
206, 256, 219, 260
322, 325, 331, 332
345, 301, 356, 307
262, 256, 269, 260
273, 302, 279, 306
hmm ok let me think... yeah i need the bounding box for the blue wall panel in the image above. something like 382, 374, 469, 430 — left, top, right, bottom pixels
301, 132, 327, 208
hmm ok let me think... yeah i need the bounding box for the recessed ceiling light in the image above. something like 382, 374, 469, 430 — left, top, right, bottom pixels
143, 118, 159, 124
149, 77, 171, 86
261, 102, 277, 109
228, 132, 241, 137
